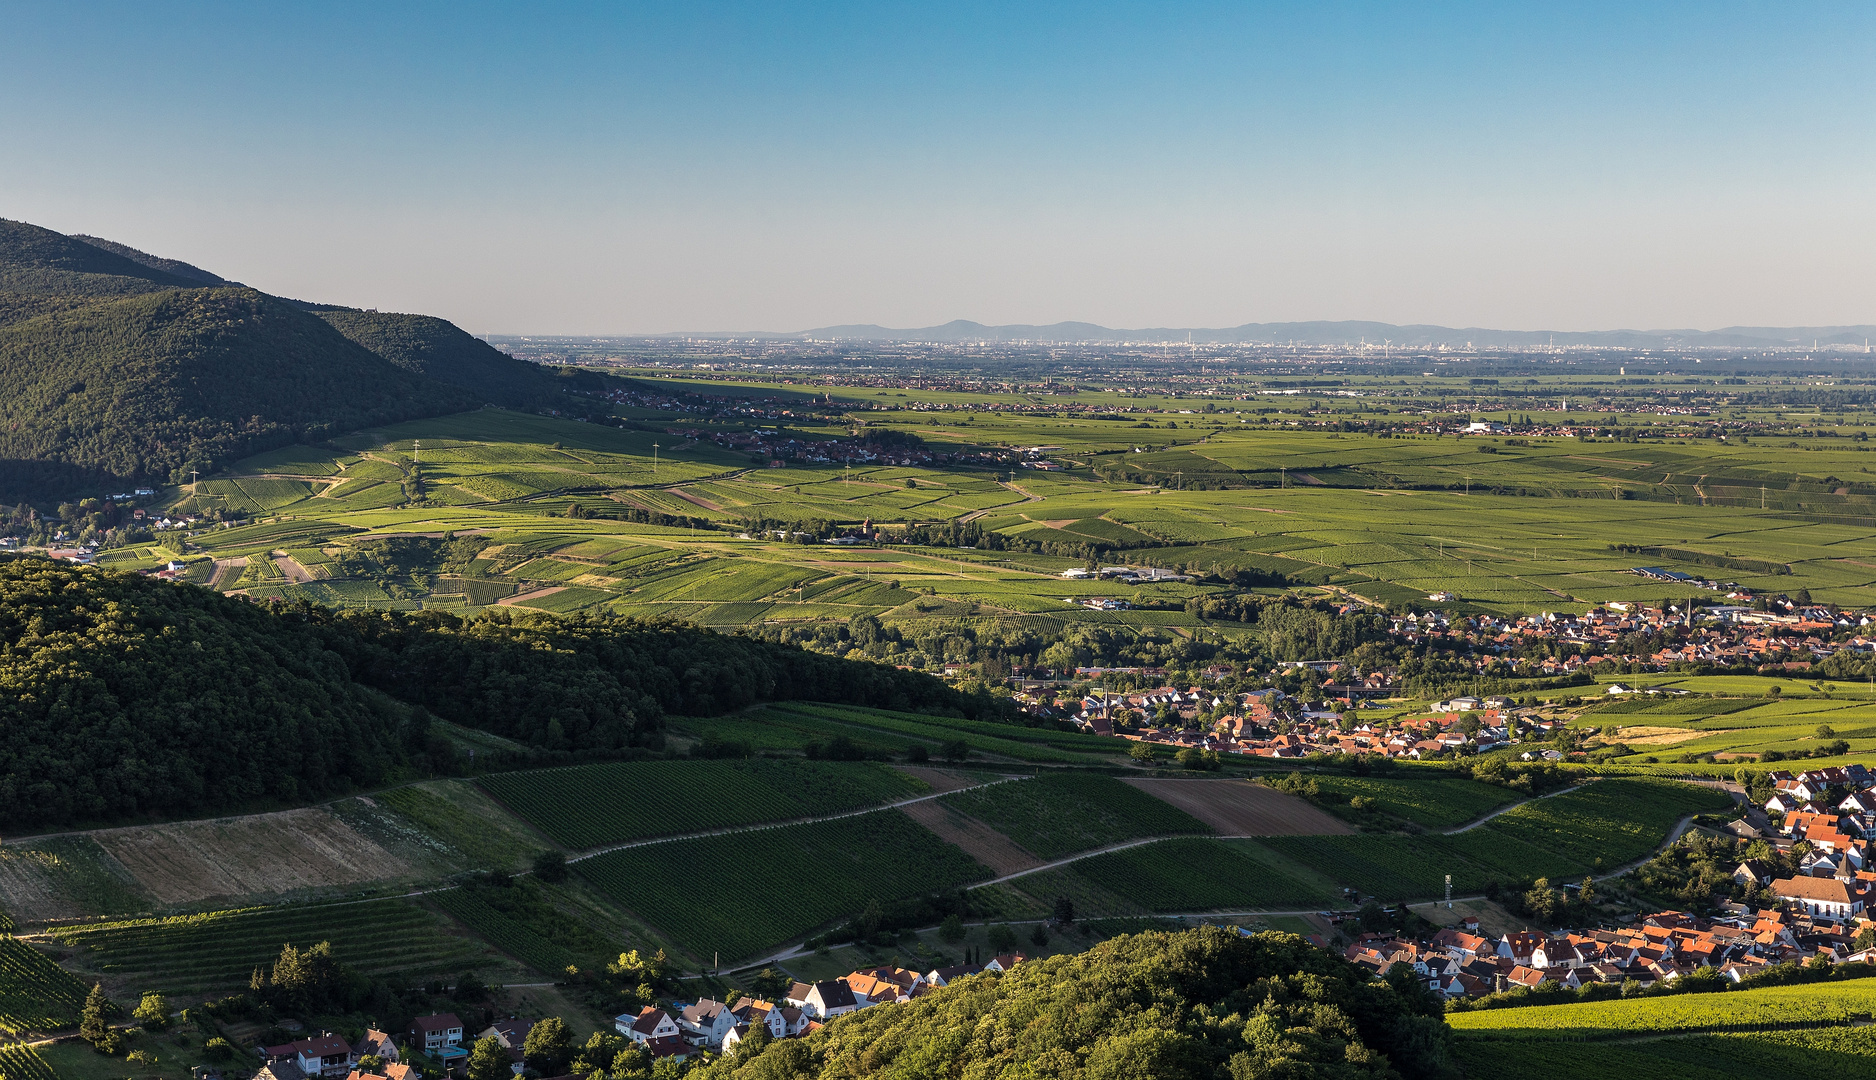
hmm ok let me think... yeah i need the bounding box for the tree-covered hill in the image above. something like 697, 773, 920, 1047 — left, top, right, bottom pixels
0, 287, 476, 489
0, 218, 205, 297
0, 217, 577, 501
315, 309, 558, 406
704, 926, 1452, 1080
0, 559, 986, 830
0, 558, 412, 829
70, 234, 233, 286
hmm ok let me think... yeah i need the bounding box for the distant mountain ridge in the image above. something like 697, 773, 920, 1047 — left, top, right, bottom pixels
0, 217, 568, 502
671, 318, 1876, 348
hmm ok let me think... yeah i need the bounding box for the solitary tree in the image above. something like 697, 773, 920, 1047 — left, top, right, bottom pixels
523, 1017, 572, 1075
1052, 895, 1076, 927
133, 991, 170, 1030
466, 1036, 510, 1080
79, 983, 109, 1044
532, 850, 569, 883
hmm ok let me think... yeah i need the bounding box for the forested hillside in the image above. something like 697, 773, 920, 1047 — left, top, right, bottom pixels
0, 288, 476, 489
70, 234, 232, 285
315, 309, 558, 406
0, 217, 574, 502
0, 219, 203, 296
704, 926, 1451, 1080
0, 560, 987, 830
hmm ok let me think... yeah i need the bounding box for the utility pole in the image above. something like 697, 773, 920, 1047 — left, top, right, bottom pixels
652, 443, 660, 476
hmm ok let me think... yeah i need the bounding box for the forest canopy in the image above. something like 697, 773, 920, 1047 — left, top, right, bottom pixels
700, 926, 1452, 1080
0, 560, 985, 830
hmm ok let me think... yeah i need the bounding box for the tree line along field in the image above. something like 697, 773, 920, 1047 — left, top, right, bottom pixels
672, 702, 1128, 764
49, 899, 506, 994
749, 702, 1129, 763
939, 772, 1212, 859
477, 759, 930, 850
572, 809, 991, 961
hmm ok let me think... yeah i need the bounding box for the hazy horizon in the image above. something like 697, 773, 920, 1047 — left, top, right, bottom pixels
4, 3, 1873, 336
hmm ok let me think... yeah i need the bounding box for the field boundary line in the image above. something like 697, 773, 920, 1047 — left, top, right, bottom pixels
964, 831, 1306, 889
563, 775, 1033, 864
1442, 782, 1593, 835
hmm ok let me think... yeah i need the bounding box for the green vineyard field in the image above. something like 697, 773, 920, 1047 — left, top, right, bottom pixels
575, 809, 989, 961
1447, 980, 1876, 1041
1453, 1026, 1876, 1080
942, 772, 1211, 859
52, 900, 494, 992
1308, 773, 1514, 828
0, 936, 89, 1036
0, 1043, 58, 1080
430, 888, 579, 975
479, 759, 929, 849
1063, 838, 1337, 912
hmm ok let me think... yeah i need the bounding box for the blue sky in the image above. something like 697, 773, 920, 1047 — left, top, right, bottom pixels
2, 2, 1871, 333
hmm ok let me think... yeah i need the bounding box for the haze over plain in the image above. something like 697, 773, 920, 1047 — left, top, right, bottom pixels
1, 2, 1872, 335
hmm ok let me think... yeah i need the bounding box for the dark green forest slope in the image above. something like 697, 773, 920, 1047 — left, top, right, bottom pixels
0, 218, 572, 502
703, 927, 1452, 1080
315, 309, 558, 403
0, 288, 475, 490
70, 234, 233, 285
0, 559, 986, 830
0, 219, 206, 296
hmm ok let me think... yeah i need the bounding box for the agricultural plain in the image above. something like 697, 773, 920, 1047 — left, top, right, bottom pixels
123, 386, 1876, 649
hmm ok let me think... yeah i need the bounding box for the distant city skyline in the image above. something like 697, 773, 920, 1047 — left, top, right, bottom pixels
3, 3, 1872, 335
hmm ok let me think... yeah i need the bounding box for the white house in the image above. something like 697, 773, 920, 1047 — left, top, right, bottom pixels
617, 1007, 682, 1046
785, 980, 861, 1020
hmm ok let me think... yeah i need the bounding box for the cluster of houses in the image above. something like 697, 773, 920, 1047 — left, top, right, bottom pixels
1346, 902, 1876, 999
1389, 601, 1874, 677
1058, 683, 1565, 761
613, 956, 1027, 1062
1740, 766, 1876, 898
255, 1015, 470, 1080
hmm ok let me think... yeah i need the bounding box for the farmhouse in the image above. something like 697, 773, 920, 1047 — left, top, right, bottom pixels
261, 1033, 356, 1079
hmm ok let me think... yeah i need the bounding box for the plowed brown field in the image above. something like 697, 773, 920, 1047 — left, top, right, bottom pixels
1122, 779, 1353, 835
900, 800, 1040, 876
92, 808, 407, 904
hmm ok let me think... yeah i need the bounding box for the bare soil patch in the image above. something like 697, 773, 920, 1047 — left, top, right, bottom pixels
0, 849, 80, 922
900, 801, 1041, 877
1614, 726, 1729, 747
500, 585, 566, 606
208, 557, 246, 589
893, 766, 989, 794
91, 808, 408, 905
1123, 779, 1354, 836
670, 487, 723, 511
272, 554, 314, 583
